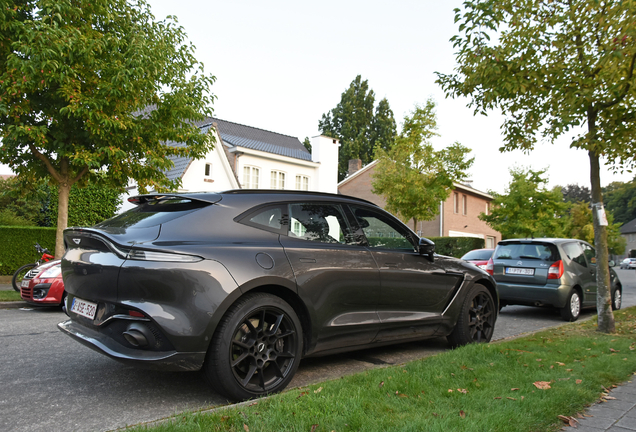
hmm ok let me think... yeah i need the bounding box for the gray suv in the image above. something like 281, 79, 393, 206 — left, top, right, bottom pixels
488, 238, 621, 321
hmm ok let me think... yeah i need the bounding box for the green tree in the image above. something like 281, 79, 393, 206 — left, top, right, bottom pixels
566, 201, 626, 255
372, 100, 474, 230
436, 0, 636, 332
302, 137, 311, 152
561, 184, 592, 204
603, 178, 636, 225
47, 181, 122, 227
480, 168, 570, 239
0, 0, 215, 257
0, 176, 48, 226
319, 75, 397, 181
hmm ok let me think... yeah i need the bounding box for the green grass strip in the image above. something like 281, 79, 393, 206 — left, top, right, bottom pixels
0, 290, 22, 302
134, 307, 636, 432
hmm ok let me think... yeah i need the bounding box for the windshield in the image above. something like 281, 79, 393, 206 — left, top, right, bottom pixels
461, 249, 493, 261
494, 242, 559, 261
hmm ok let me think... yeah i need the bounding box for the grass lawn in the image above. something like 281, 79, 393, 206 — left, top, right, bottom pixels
135, 307, 636, 432
0, 290, 22, 301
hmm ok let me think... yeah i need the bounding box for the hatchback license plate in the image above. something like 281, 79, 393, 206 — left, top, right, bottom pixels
21, 279, 30, 288
506, 267, 535, 276
70, 297, 97, 320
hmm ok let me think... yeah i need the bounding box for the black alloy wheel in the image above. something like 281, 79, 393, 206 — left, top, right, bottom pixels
205, 293, 302, 401
447, 284, 496, 347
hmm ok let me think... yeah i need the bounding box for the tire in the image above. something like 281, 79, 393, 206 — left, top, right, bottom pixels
560, 290, 581, 321
12, 263, 37, 292
447, 284, 496, 347
612, 289, 622, 311
204, 293, 303, 401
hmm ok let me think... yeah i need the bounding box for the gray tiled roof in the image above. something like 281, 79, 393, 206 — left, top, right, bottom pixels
620, 218, 636, 234
166, 119, 311, 182
210, 118, 312, 161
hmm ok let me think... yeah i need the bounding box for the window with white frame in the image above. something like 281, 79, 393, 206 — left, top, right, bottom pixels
270, 171, 286, 189
243, 166, 260, 189
295, 175, 309, 191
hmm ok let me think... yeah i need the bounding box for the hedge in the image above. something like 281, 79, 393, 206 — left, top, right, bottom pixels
0, 226, 57, 275
428, 236, 485, 258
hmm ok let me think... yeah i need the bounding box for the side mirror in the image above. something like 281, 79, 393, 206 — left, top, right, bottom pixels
418, 237, 435, 261
608, 260, 615, 267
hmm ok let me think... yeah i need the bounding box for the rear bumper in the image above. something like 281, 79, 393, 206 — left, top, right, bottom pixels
58, 319, 206, 371
497, 282, 570, 308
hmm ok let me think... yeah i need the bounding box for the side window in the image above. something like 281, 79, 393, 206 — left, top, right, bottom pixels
237, 205, 287, 234
350, 205, 415, 252
582, 243, 597, 266
288, 203, 353, 245
562, 242, 587, 268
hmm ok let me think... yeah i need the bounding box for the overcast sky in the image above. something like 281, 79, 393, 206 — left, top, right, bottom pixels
2, 0, 633, 194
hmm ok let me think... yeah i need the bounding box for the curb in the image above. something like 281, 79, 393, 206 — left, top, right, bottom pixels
0, 301, 29, 309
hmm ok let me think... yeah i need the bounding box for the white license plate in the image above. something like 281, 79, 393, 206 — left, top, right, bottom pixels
506, 267, 535, 276
70, 297, 97, 320
21, 279, 30, 288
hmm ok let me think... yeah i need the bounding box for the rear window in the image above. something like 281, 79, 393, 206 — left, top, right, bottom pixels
95, 198, 210, 229
461, 249, 493, 261
494, 242, 559, 261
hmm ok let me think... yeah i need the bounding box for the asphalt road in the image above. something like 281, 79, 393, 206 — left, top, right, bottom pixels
1, 269, 635, 432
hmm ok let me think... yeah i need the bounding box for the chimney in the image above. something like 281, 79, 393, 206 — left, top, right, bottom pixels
348, 159, 362, 176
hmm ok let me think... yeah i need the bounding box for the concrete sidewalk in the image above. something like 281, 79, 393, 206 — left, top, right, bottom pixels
561, 378, 636, 431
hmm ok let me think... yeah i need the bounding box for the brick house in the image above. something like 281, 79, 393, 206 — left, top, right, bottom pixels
338, 159, 501, 247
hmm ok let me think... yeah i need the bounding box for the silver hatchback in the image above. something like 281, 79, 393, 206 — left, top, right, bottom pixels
488, 238, 621, 321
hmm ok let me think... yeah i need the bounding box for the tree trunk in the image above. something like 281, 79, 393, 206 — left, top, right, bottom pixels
55, 181, 71, 258
413, 217, 418, 233
589, 149, 615, 333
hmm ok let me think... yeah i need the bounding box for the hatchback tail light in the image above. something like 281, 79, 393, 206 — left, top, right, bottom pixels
485, 258, 494, 275
548, 260, 564, 279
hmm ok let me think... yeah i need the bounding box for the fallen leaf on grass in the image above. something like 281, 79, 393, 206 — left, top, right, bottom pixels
533, 381, 551, 390
298, 391, 309, 398
557, 415, 579, 427
243, 424, 249, 432
459, 410, 466, 418
507, 397, 517, 401
310, 425, 318, 432
556, 362, 566, 366
536, 358, 542, 362
379, 381, 384, 388
511, 388, 519, 391
604, 396, 617, 400
494, 397, 502, 399
576, 379, 582, 384
457, 388, 468, 394
248, 402, 258, 407
221, 416, 229, 422
314, 387, 323, 394
610, 348, 619, 352
448, 389, 453, 393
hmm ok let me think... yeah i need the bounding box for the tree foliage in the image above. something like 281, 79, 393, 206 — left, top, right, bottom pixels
560, 184, 592, 204
372, 100, 474, 230
603, 178, 636, 224
480, 168, 570, 239
0, 0, 215, 256
566, 201, 626, 255
319, 75, 397, 181
436, 0, 636, 333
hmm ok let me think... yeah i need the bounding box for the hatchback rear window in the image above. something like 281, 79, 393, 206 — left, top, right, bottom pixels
96, 198, 210, 229
494, 242, 558, 261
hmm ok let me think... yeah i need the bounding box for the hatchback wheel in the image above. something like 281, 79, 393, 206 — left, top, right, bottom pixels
447, 284, 495, 347
205, 293, 303, 401
560, 290, 581, 321
612, 289, 622, 311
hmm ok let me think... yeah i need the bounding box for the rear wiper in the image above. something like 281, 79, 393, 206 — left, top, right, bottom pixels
518, 255, 541, 260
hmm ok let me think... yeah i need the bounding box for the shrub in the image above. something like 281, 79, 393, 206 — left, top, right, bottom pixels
428, 236, 485, 258
0, 226, 56, 275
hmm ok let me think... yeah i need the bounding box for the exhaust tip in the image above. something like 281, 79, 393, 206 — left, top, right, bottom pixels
122, 322, 155, 348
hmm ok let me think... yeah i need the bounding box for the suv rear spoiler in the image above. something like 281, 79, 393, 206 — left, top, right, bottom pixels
127, 192, 223, 205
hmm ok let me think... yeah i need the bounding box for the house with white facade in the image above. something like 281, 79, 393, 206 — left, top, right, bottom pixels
120, 118, 340, 212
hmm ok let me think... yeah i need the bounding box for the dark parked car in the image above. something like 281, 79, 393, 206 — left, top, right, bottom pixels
59, 190, 498, 401
487, 238, 621, 321
461, 248, 494, 270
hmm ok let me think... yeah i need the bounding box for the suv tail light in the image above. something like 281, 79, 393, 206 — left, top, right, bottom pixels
485, 257, 494, 275
548, 260, 564, 279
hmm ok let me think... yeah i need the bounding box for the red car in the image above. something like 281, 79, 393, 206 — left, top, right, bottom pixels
461, 248, 495, 271
20, 260, 66, 309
